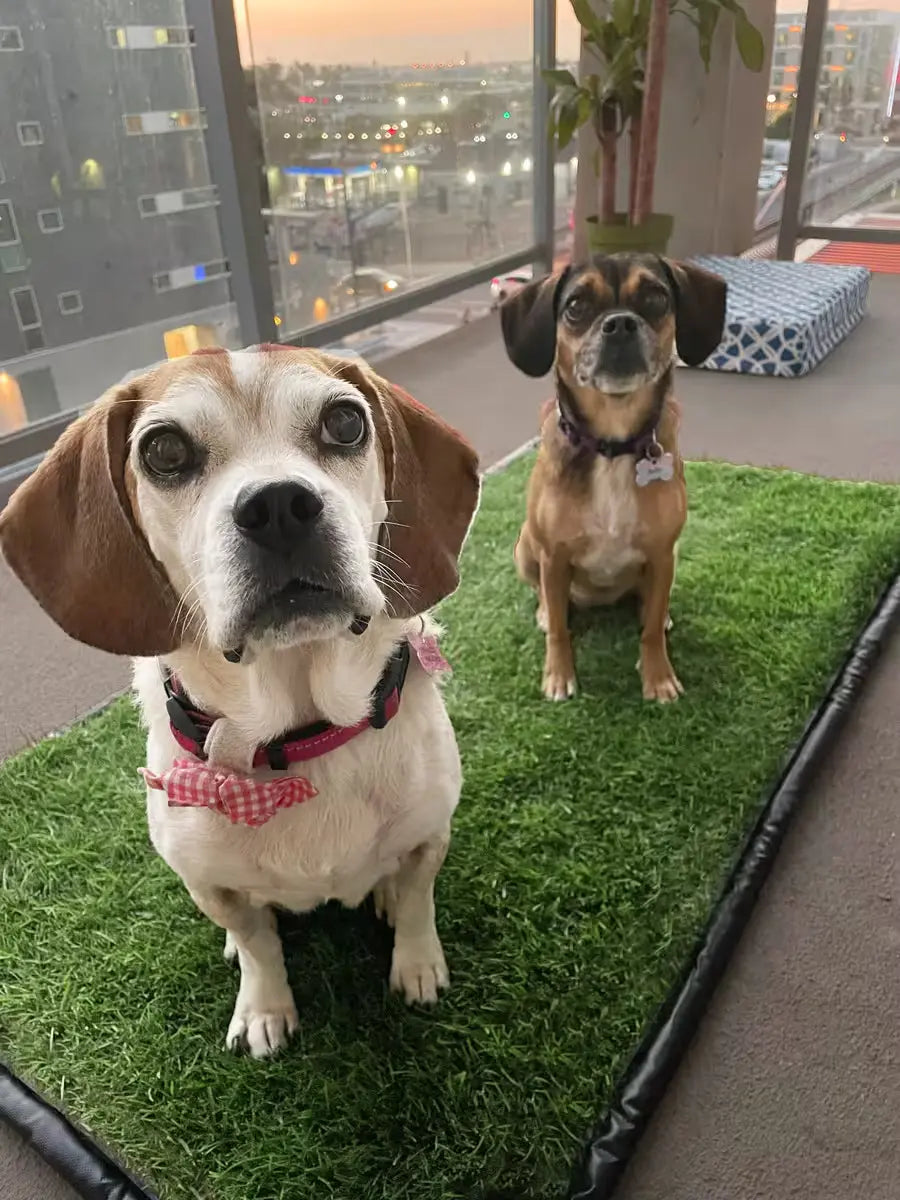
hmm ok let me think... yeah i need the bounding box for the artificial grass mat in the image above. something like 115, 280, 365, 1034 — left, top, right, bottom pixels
2, 458, 899, 1200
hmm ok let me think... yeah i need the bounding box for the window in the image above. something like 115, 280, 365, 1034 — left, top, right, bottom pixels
11, 286, 44, 350
58, 290, 83, 315
124, 109, 206, 135
153, 259, 230, 292
138, 185, 218, 217
107, 25, 194, 49
22, 328, 45, 351
0, 159, 5, 184
0, 26, 23, 51
0, 200, 20, 246
17, 121, 43, 147
37, 208, 63, 234
11, 286, 41, 330
0, 245, 29, 273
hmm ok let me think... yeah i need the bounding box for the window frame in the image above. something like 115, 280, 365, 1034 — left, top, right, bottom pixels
57, 289, 83, 315
0, 26, 23, 51
17, 121, 44, 147
10, 285, 42, 331
37, 207, 64, 234
0, 199, 20, 247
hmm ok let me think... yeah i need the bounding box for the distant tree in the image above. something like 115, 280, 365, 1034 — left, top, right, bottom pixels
767, 101, 794, 140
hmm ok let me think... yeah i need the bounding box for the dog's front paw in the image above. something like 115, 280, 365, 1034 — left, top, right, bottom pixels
226, 989, 299, 1058
542, 659, 576, 702
390, 936, 449, 1005
640, 652, 683, 703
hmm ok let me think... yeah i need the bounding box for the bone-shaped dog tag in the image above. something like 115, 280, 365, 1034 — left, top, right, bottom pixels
635, 451, 674, 487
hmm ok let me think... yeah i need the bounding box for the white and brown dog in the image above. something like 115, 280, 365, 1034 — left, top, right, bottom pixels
0, 345, 480, 1057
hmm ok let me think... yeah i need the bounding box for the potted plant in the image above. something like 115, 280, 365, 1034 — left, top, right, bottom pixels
547, 0, 764, 254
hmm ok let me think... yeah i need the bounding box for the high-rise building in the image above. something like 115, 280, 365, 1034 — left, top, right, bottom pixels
0, 2, 235, 424
770, 9, 900, 135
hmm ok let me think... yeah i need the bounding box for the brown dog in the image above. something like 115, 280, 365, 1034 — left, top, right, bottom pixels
500, 253, 726, 702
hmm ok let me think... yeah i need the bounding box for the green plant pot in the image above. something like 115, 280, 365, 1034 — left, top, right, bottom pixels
586, 213, 674, 256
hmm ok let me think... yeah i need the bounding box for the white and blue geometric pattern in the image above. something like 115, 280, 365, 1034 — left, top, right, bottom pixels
689, 255, 870, 378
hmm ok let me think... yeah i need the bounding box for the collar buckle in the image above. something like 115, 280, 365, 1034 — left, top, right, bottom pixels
370, 641, 411, 729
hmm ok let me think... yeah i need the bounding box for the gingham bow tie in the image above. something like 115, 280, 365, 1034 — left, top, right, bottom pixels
140, 759, 318, 827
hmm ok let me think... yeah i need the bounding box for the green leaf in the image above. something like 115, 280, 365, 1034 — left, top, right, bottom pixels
570, 0, 606, 42
557, 100, 581, 149
613, 0, 635, 37
542, 68, 579, 88
734, 11, 765, 71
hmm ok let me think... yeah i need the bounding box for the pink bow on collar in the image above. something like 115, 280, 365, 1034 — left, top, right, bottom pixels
140, 759, 318, 827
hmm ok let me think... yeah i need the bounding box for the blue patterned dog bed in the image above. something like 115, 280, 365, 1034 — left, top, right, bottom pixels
691, 255, 870, 377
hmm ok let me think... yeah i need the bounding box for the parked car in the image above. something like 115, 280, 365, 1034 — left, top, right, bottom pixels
757, 166, 783, 191
490, 266, 532, 306
332, 268, 403, 310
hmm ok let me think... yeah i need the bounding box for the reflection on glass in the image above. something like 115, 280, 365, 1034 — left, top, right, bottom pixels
754, 5, 900, 252
0, 1, 238, 434
238, 1, 539, 337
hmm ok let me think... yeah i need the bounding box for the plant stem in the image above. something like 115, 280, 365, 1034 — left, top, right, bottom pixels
634, 0, 669, 227
629, 105, 642, 226
598, 101, 618, 225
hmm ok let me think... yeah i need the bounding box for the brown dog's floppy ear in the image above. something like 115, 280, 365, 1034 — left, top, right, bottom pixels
0, 382, 179, 656
330, 359, 480, 615
663, 259, 728, 367
500, 266, 572, 378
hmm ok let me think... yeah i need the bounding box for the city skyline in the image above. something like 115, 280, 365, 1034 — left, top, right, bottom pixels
237, 1, 900, 68
236, 0, 582, 65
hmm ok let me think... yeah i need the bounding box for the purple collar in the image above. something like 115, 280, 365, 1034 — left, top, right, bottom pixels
557, 408, 659, 460
555, 369, 669, 461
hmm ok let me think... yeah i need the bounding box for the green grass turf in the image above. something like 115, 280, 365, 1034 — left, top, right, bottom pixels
1, 459, 899, 1200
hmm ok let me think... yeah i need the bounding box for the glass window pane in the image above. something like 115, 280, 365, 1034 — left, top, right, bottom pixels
0, 27, 23, 51
58, 290, 83, 315
237, 1, 538, 340
0, 2, 239, 434
0, 245, 29, 273
0, 201, 19, 246
799, 5, 900, 258
17, 121, 44, 146
11, 287, 40, 329
38, 208, 64, 233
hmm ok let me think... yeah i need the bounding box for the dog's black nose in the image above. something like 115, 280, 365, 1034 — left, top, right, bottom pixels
233, 481, 324, 554
601, 312, 638, 338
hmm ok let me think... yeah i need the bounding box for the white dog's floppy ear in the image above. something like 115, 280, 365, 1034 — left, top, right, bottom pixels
0, 381, 179, 655
333, 360, 480, 615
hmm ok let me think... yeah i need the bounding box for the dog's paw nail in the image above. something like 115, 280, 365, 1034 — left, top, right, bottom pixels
643, 674, 683, 703
390, 940, 449, 1005
543, 674, 576, 701
226, 998, 299, 1058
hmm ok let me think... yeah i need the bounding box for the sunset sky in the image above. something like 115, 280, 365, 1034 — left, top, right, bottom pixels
235, 0, 900, 67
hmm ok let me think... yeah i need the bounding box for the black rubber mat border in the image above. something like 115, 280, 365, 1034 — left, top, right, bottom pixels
2, 574, 898, 1200
568, 570, 900, 1199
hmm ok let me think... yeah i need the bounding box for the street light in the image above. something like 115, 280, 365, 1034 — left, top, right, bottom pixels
440, 95, 449, 107
767, 93, 777, 104
465, 169, 476, 184
397, 96, 406, 108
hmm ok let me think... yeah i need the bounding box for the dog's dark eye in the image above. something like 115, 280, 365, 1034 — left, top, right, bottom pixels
140, 427, 196, 478
564, 294, 590, 322
321, 402, 367, 448
641, 288, 670, 315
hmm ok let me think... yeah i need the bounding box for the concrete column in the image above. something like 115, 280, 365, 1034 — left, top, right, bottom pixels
572, 0, 775, 260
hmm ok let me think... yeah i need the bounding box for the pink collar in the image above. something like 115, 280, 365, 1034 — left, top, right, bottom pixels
163, 641, 410, 771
